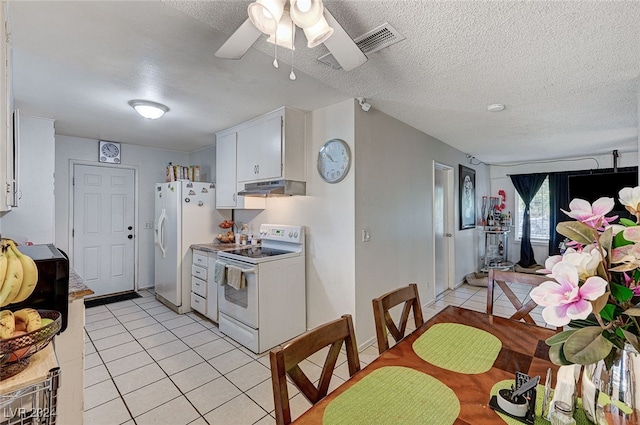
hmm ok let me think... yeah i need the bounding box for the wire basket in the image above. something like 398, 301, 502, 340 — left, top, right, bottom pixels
0, 311, 61, 380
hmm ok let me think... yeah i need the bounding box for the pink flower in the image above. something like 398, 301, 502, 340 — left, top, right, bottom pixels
530, 262, 608, 327
561, 197, 615, 228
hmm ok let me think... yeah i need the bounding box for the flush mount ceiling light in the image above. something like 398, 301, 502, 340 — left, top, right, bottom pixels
487, 104, 505, 112
128, 100, 169, 120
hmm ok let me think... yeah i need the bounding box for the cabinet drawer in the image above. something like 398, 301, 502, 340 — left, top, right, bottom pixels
191, 276, 207, 298
191, 293, 207, 315
193, 251, 208, 268
192, 264, 207, 280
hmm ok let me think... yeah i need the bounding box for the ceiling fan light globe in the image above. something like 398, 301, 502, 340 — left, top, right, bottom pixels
290, 0, 324, 28
248, 0, 286, 35
266, 10, 295, 50
303, 16, 334, 47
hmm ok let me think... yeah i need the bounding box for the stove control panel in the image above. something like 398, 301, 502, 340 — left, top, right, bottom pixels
259, 224, 303, 244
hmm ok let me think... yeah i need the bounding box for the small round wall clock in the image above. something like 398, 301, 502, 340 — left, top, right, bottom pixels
99, 140, 121, 164
317, 139, 351, 183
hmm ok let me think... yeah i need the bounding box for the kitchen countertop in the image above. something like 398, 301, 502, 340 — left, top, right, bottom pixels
69, 269, 94, 300
190, 242, 241, 254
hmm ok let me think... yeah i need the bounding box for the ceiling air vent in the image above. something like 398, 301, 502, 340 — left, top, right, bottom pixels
318, 22, 405, 69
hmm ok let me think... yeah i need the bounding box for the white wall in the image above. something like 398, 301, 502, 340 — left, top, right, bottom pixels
352, 103, 488, 344
188, 144, 215, 183
234, 100, 357, 331
54, 135, 189, 288
0, 114, 55, 243
490, 151, 638, 265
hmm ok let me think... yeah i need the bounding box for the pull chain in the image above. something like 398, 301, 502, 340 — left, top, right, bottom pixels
289, 19, 296, 80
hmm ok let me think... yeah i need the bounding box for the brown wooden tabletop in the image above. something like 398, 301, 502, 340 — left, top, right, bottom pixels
292, 305, 561, 425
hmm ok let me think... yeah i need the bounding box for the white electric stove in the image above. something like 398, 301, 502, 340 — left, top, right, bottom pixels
217, 224, 306, 353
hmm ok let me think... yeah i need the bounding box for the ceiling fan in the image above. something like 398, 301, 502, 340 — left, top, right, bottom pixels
215, 0, 367, 72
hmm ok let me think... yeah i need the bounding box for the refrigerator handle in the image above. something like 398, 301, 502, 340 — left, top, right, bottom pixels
155, 208, 167, 258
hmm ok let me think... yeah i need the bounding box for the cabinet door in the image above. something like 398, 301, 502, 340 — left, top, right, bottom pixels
215, 132, 238, 208
0, 2, 13, 212
236, 114, 282, 182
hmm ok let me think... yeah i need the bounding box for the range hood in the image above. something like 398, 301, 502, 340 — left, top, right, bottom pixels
238, 180, 306, 197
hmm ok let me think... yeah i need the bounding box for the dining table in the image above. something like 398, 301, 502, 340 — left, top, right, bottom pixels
293, 305, 563, 425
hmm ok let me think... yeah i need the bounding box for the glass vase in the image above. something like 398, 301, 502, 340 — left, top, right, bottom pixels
581, 344, 640, 424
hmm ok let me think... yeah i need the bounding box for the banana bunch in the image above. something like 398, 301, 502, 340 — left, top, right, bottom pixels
0, 240, 38, 307
0, 308, 43, 339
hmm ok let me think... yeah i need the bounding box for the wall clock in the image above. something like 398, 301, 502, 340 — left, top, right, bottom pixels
317, 139, 351, 183
99, 140, 121, 164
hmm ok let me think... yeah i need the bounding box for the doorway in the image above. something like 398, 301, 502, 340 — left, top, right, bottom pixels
434, 162, 454, 296
72, 164, 136, 297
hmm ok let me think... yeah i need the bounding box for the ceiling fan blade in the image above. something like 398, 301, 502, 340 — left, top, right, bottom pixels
215, 18, 262, 60
322, 8, 367, 71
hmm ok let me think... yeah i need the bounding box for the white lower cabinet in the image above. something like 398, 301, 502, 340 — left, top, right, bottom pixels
191, 248, 219, 322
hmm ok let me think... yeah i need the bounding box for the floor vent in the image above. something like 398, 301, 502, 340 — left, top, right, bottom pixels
318, 22, 405, 69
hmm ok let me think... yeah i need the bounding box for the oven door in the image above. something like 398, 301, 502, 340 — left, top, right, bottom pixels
217, 257, 259, 329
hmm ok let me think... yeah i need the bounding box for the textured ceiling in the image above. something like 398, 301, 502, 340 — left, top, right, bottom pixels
8, 1, 640, 164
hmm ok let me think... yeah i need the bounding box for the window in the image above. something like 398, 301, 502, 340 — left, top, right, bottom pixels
516, 177, 550, 240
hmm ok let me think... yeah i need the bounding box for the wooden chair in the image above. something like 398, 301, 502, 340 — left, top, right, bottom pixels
487, 269, 561, 331
372, 283, 424, 355
270, 314, 361, 425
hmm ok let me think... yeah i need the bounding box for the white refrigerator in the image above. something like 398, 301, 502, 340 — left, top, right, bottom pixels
154, 181, 226, 313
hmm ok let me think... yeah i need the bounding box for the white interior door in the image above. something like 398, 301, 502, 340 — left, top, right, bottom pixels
73, 164, 135, 297
434, 163, 454, 296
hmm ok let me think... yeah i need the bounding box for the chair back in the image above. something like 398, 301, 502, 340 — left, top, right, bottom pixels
487, 269, 561, 331
372, 283, 424, 354
270, 314, 361, 425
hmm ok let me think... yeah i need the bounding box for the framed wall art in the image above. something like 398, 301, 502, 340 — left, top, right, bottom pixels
459, 165, 476, 230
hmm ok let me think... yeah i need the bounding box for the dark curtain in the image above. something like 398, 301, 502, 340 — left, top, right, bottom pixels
510, 173, 548, 267
548, 172, 570, 255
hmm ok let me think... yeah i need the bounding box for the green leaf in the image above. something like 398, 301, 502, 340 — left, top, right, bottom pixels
545, 330, 577, 346
600, 304, 617, 322
610, 282, 634, 303
622, 329, 640, 352
619, 218, 636, 227
623, 307, 640, 317
563, 327, 614, 364
599, 227, 613, 254
548, 343, 573, 366
557, 221, 595, 245
590, 292, 610, 316
613, 231, 634, 248
567, 319, 600, 329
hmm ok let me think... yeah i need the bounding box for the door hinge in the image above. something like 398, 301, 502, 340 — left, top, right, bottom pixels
72, 228, 74, 237
72, 177, 75, 186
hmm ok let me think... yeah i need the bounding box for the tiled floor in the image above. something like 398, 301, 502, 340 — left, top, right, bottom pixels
83, 282, 549, 425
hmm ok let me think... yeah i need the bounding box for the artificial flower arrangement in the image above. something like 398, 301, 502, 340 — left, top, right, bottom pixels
530, 187, 640, 367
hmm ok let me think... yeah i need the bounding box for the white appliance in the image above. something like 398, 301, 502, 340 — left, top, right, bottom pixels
217, 224, 306, 353
154, 181, 226, 314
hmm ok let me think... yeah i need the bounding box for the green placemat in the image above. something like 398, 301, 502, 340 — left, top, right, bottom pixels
322, 366, 460, 425
412, 323, 502, 374
490, 380, 592, 425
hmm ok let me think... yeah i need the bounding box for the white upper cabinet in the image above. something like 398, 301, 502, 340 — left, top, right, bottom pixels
215, 130, 265, 210
215, 132, 238, 208
236, 107, 305, 184
215, 107, 305, 209
0, 1, 14, 212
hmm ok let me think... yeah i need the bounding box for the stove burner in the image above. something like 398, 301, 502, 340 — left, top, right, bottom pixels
226, 247, 291, 259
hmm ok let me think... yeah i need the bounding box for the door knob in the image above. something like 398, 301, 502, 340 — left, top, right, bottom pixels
445, 233, 453, 237
128, 226, 133, 230
128, 235, 133, 239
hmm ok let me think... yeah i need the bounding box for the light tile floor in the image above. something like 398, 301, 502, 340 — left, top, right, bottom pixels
83, 282, 549, 425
